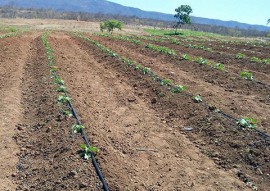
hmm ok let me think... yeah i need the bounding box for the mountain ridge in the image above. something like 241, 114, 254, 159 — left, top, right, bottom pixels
1, 0, 269, 32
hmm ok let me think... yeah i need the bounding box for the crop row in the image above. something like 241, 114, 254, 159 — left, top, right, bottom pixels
41, 32, 109, 190
134, 35, 270, 65
96, 34, 265, 83
41, 32, 99, 158
0, 33, 15, 39
80, 33, 261, 131
97, 33, 270, 64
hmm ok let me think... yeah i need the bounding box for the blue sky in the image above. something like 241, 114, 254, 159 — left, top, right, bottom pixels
107, 0, 270, 26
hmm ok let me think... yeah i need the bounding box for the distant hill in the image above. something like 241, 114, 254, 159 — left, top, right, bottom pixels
1, 0, 270, 32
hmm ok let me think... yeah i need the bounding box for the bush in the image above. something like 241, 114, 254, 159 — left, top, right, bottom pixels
100, 19, 123, 34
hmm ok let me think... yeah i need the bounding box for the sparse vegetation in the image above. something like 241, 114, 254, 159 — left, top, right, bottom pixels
145, 43, 176, 55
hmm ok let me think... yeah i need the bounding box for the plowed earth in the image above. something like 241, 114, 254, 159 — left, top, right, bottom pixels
0, 31, 269, 191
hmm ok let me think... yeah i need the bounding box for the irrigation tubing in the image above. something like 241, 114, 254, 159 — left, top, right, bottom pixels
65, 92, 110, 191
218, 110, 270, 140
82, 35, 270, 142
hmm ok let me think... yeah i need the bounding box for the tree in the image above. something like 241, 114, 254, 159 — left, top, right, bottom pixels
100, 19, 123, 34
174, 5, 193, 34
268, 19, 270, 25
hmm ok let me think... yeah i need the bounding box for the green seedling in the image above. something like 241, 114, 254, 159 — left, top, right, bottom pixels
121, 58, 134, 66
195, 57, 208, 65
57, 85, 67, 93
58, 95, 71, 104
237, 117, 257, 129
63, 110, 73, 118
135, 64, 143, 70
212, 63, 225, 71
171, 85, 187, 93
181, 54, 192, 61
80, 144, 99, 160
54, 78, 65, 85
160, 79, 172, 86
262, 59, 270, 65
72, 124, 85, 133
235, 53, 246, 59
250, 57, 262, 63
170, 38, 180, 45
152, 74, 160, 82
193, 95, 202, 103
50, 68, 57, 73
108, 51, 118, 57
141, 67, 151, 75
145, 44, 176, 55
240, 71, 253, 81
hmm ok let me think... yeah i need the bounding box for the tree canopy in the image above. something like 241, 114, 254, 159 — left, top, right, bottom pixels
174, 5, 193, 34
100, 19, 123, 33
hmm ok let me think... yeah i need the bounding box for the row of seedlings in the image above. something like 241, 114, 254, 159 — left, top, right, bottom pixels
129, 34, 270, 65
41, 32, 109, 191
95, 33, 267, 84
78, 34, 270, 140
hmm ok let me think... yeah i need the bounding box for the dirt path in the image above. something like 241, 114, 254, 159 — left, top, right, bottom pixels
90, 36, 270, 133
0, 33, 39, 190
48, 32, 251, 190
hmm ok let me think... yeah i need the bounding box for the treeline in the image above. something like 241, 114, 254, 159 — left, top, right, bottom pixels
0, 6, 268, 37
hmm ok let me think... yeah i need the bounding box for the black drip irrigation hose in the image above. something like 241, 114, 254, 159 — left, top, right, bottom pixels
65, 92, 110, 191
81, 34, 270, 143
218, 110, 270, 140
155, 77, 270, 141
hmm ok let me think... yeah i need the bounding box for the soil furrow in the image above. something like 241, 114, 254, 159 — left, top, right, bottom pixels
48, 32, 251, 190
169, 36, 270, 57
0, 33, 39, 190
13, 34, 101, 190
146, 39, 270, 77
90, 36, 270, 133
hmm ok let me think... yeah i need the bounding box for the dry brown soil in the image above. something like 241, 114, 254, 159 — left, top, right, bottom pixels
0, 30, 269, 191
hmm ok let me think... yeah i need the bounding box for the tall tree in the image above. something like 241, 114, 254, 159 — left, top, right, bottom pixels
268, 19, 270, 25
174, 5, 193, 34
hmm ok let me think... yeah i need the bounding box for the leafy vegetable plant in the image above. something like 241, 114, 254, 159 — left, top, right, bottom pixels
72, 124, 85, 133
160, 79, 172, 86
240, 71, 253, 81
171, 85, 187, 93
262, 59, 270, 65
194, 57, 209, 65
141, 67, 151, 75
58, 95, 71, 104
237, 118, 257, 129
145, 44, 176, 55
57, 85, 67, 93
181, 54, 192, 61
63, 110, 73, 118
80, 144, 99, 160
250, 57, 261, 63
193, 95, 202, 103
54, 78, 65, 85
212, 63, 225, 71
235, 53, 246, 59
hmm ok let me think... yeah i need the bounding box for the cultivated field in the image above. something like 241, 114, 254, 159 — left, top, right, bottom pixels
0, 19, 269, 191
